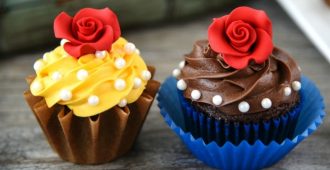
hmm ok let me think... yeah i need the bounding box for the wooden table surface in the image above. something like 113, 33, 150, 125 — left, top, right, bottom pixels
0, 0, 329, 169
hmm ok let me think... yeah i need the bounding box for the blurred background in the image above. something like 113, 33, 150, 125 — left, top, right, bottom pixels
0, 0, 241, 54
0, 0, 329, 169
1, 0, 329, 60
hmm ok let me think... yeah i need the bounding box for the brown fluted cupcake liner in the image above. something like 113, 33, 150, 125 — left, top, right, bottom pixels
24, 66, 160, 164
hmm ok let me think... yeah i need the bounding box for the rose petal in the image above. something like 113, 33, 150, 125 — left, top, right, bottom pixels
76, 17, 98, 35
208, 16, 249, 57
73, 8, 121, 41
64, 43, 95, 58
222, 54, 251, 70
226, 20, 256, 53
222, 29, 273, 69
63, 25, 115, 58
54, 12, 81, 44
247, 28, 273, 64
225, 6, 272, 37
76, 17, 104, 42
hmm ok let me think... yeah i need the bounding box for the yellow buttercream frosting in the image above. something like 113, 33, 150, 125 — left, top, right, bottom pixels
30, 37, 150, 117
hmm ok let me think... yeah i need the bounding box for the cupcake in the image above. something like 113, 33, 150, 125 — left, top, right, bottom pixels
174, 6, 302, 145
158, 6, 325, 170
23, 8, 160, 164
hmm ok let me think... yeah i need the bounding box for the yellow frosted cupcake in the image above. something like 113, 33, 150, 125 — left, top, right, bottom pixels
24, 7, 159, 164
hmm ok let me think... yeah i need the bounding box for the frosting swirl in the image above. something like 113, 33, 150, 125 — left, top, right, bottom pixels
180, 40, 301, 115
30, 37, 150, 117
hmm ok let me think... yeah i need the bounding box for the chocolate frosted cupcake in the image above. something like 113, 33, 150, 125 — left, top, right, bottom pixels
23, 8, 159, 164
174, 6, 302, 144
179, 41, 301, 123
158, 6, 325, 170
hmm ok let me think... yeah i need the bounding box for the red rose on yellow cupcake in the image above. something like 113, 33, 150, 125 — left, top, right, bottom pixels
208, 6, 273, 69
54, 8, 121, 58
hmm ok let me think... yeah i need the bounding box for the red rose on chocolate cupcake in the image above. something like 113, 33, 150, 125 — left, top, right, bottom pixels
208, 6, 273, 69
54, 8, 121, 58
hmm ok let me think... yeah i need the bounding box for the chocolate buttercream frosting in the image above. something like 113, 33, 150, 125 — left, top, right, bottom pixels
179, 40, 301, 122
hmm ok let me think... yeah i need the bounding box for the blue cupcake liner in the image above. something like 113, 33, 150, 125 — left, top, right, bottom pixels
157, 75, 325, 170
177, 89, 303, 146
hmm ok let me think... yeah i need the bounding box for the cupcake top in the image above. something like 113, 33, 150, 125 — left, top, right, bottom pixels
176, 7, 301, 116
30, 8, 151, 117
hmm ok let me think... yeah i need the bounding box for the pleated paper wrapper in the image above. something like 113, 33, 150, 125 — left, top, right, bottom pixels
177, 89, 303, 146
24, 66, 160, 164
157, 75, 325, 170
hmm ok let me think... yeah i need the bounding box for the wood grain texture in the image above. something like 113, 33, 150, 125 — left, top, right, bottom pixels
0, 0, 329, 169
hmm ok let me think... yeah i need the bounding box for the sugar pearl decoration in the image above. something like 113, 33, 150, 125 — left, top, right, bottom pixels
43, 53, 49, 62
88, 95, 99, 106
284, 87, 292, 96
292, 81, 301, 91
118, 99, 127, 107
179, 61, 185, 69
261, 98, 272, 109
177, 79, 187, 90
135, 49, 141, 55
124, 42, 136, 54
141, 70, 151, 81
212, 95, 223, 106
31, 81, 43, 92
33, 60, 45, 71
95, 50, 107, 59
60, 39, 69, 46
60, 89, 72, 101
77, 69, 88, 81
298, 66, 302, 72
191, 90, 201, 100
238, 101, 250, 113
114, 79, 126, 91
172, 68, 181, 77
51, 71, 62, 81
133, 77, 142, 89
114, 58, 126, 69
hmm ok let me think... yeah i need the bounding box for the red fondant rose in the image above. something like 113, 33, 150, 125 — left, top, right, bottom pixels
54, 8, 121, 58
208, 7, 273, 69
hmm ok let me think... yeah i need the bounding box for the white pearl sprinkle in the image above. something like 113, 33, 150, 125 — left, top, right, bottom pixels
31, 81, 43, 92
95, 50, 107, 59
135, 49, 141, 55
172, 68, 181, 78
238, 101, 250, 113
292, 81, 301, 91
76, 69, 89, 81
191, 90, 201, 100
59, 89, 72, 101
88, 95, 99, 106
124, 42, 136, 54
60, 39, 69, 46
298, 66, 302, 72
43, 53, 49, 62
114, 79, 126, 91
118, 99, 128, 107
51, 71, 62, 81
179, 61, 185, 69
33, 60, 45, 71
133, 77, 142, 89
261, 98, 272, 109
284, 87, 292, 96
212, 95, 223, 106
114, 58, 126, 69
177, 79, 187, 90
141, 70, 151, 81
